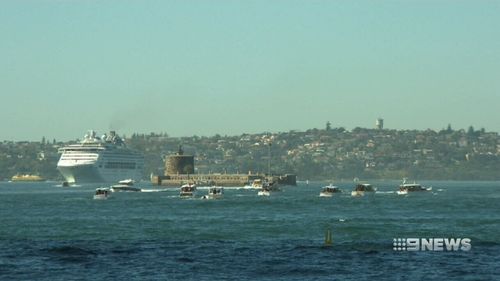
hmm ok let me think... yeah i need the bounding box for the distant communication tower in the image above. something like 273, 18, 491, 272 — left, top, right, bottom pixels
376, 118, 384, 130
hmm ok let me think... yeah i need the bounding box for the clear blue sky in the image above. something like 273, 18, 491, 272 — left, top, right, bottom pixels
1, 0, 499, 141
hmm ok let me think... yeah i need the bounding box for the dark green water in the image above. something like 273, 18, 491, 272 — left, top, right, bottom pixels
0, 181, 499, 280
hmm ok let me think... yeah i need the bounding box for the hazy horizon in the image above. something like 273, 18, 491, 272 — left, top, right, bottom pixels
1, 1, 499, 141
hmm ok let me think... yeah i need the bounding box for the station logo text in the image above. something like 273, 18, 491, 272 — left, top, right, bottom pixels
393, 238, 471, 251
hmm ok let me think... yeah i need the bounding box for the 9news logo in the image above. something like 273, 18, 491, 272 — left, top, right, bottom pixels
393, 238, 471, 251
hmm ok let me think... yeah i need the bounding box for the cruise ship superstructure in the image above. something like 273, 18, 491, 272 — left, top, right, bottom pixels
57, 130, 144, 183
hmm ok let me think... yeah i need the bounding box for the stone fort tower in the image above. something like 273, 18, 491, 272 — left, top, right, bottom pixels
165, 146, 195, 175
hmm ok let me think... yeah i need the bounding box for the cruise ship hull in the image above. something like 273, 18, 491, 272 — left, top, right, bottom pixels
57, 164, 104, 183
57, 164, 142, 183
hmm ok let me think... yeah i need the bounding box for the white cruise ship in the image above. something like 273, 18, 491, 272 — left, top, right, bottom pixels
57, 130, 144, 183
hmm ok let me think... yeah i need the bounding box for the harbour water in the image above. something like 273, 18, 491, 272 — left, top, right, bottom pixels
1, 181, 499, 280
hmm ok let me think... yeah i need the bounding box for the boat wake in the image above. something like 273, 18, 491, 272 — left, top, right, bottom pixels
197, 186, 241, 190
56, 184, 82, 188
375, 191, 395, 194
140, 189, 169, 193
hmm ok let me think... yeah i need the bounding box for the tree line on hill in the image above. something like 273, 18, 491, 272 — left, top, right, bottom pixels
0, 125, 499, 181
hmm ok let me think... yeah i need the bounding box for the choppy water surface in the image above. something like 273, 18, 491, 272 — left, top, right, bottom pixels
1, 181, 499, 280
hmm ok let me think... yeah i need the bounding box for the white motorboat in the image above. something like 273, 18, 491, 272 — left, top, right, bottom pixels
251, 179, 263, 189
110, 179, 141, 192
93, 188, 111, 200
180, 183, 197, 198
257, 179, 280, 196
351, 183, 376, 197
397, 179, 432, 195
320, 184, 342, 197
118, 179, 135, 185
397, 189, 408, 195
257, 189, 270, 196
110, 184, 141, 192
201, 187, 224, 199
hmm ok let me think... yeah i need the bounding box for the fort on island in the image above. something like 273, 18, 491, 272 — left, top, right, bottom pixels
151, 146, 296, 187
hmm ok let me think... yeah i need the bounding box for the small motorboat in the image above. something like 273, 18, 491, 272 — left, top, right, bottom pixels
397, 179, 432, 195
320, 184, 342, 197
93, 188, 111, 200
257, 188, 270, 196
351, 183, 376, 197
201, 187, 224, 199
110, 179, 141, 192
180, 183, 197, 198
244, 179, 263, 189
118, 179, 135, 185
397, 189, 408, 195
257, 180, 274, 196
110, 184, 141, 192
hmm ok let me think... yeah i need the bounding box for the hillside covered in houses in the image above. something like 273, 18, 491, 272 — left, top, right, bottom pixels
1, 125, 499, 181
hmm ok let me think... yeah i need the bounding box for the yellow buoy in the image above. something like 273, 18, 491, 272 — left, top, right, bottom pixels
324, 228, 333, 246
